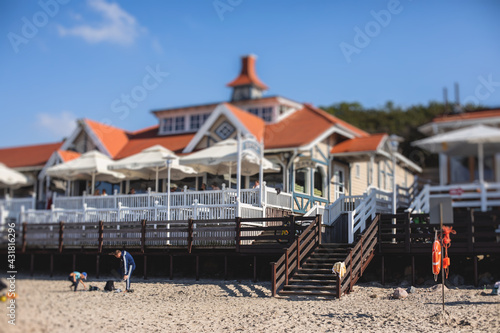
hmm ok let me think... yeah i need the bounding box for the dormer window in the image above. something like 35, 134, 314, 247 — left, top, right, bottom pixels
175, 116, 185, 131
161, 118, 173, 132
190, 113, 210, 131
247, 107, 273, 122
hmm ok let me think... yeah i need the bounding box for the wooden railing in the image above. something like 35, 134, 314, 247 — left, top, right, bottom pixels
3, 216, 317, 254
270, 215, 322, 296
378, 211, 500, 254
338, 214, 379, 298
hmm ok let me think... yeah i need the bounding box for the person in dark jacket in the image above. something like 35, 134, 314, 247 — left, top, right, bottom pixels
113, 250, 136, 292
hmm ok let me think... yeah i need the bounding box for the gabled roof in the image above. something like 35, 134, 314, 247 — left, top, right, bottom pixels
264, 104, 368, 150
183, 103, 265, 153
58, 150, 81, 162
331, 134, 387, 154
223, 103, 265, 142
83, 119, 130, 158
226, 55, 268, 90
0, 141, 63, 169
115, 126, 195, 159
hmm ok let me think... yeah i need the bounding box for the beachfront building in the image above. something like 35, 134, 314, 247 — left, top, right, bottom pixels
410, 108, 500, 212
0, 55, 421, 221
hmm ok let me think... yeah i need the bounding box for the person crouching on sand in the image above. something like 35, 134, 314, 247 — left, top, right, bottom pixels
114, 250, 136, 292
68, 271, 87, 292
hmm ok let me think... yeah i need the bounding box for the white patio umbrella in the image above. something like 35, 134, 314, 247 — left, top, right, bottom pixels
108, 145, 197, 192
180, 139, 278, 176
412, 124, 500, 182
46, 150, 125, 193
0, 163, 29, 189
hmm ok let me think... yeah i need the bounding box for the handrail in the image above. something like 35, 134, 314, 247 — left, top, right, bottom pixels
338, 214, 379, 297
270, 215, 321, 297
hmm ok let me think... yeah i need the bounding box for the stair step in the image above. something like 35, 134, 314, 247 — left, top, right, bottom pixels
289, 278, 337, 283
299, 268, 332, 273
283, 285, 337, 290
279, 290, 337, 297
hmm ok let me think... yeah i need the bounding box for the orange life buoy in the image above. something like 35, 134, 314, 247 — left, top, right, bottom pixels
432, 236, 441, 279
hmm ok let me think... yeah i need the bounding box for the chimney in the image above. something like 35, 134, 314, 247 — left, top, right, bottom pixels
227, 55, 268, 102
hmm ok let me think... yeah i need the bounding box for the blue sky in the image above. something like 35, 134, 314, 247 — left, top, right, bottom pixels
1, 0, 499, 148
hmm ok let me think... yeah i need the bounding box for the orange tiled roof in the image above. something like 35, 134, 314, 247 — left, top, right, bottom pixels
224, 103, 265, 142
0, 142, 63, 168
264, 104, 368, 149
115, 127, 195, 159
227, 55, 268, 90
433, 109, 500, 123
57, 150, 81, 162
83, 119, 130, 158
330, 133, 387, 154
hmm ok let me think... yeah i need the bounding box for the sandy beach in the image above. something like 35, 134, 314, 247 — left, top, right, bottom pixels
3, 276, 499, 333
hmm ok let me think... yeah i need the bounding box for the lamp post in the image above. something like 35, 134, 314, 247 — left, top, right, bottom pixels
163, 154, 176, 221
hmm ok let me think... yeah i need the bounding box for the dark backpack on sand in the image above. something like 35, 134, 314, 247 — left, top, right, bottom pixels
104, 280, 115, 291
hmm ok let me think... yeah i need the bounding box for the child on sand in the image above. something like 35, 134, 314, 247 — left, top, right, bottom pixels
68, 271, 87, 292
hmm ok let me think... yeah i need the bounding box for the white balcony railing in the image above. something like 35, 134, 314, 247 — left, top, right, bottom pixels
407, 182, 500, 213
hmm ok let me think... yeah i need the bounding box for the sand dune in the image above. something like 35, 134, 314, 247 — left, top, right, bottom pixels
3, 276, 499, 333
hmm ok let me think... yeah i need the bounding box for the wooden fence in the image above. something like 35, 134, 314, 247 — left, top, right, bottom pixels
3, 216, 316, 254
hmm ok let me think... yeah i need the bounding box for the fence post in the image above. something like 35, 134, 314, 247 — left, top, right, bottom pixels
183, 186, 188, 206
98, 220, 104, 254
348, 211, 354, 243
22, 222, 27, 253
222, 183, 226, 204
349, 251, 353, 292
118, 202, 122, 222
188, 218, 193, 254
336, 274, 341, 299
141, 219, 146, 254
58, 221, 64, 253
316, 215, 322, 245
405, 212, 411, 253
360, 235, 364, 276
235, 217, 241, 252
468, 210, 474, 252
271, 262, 277, 297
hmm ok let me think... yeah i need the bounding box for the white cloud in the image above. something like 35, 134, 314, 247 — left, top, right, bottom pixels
36, 111, 77, 140
58, 0, 144, 45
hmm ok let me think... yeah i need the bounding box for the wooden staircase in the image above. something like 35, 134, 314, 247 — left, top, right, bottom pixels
279, 243, 350, 297
271, 214, 380, 299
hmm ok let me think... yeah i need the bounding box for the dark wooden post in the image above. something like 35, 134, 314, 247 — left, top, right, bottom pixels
467, 210, 474, 252
188, 218, 194, 254
96, 255, 100, 279
405, 213, 411, 253
22, 222, 27, 253
58, 221, 64, 253
140, 219, 146, 254
317, 215, 322, 245
360, 235, 364, 276
169, 254, 173, 280
30, 254, 34, 276
473, 255, 478, 287
411, 255, 415, 286
224, 255, 228, 280
235, 217, 241, 252
296, 237, 301, 270
253, 256, 257, 282
381, 255, 385, 285
349, 251, 353, 292
50, 254, 54, 277
144, 255, 148, 280
285, 251, 289, 285
290, 215, 296, 243
98, 221, 104, 254
195, 255, 199, 281
271, 262, 277, 297
336, 273, 341, 299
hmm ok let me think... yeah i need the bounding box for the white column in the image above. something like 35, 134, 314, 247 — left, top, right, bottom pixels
478, 142, 484, 184
439, 153, 448, 185
236, 130, 242, 201
392, 154, 397, 214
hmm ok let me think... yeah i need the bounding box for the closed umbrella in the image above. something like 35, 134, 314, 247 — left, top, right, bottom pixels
108, 145, 197, 192
46, 150, 125, 193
